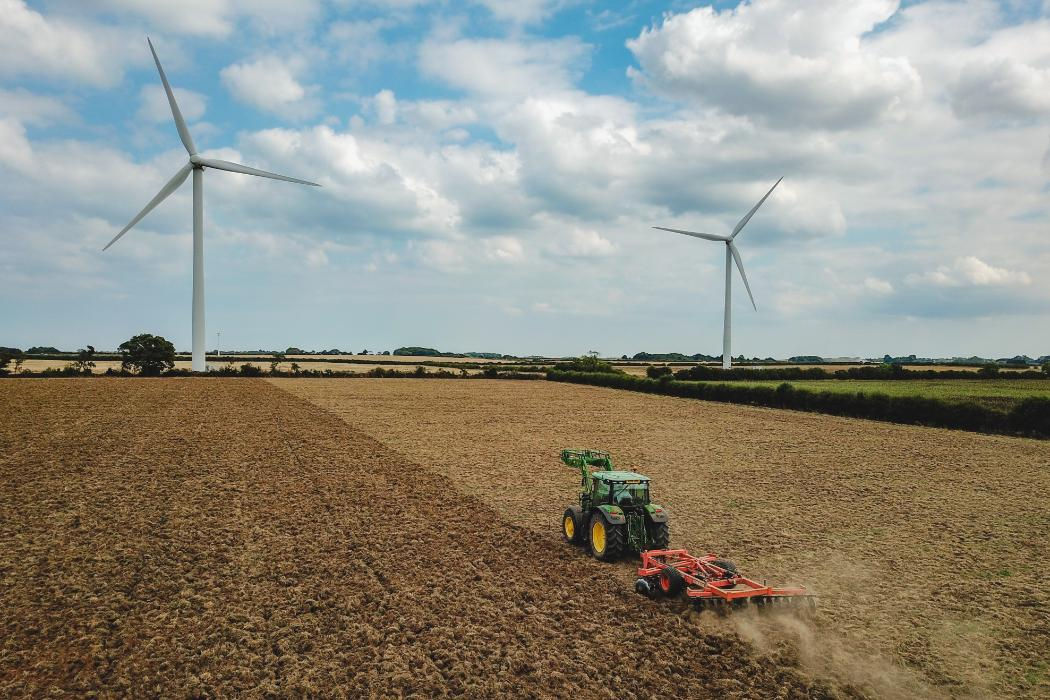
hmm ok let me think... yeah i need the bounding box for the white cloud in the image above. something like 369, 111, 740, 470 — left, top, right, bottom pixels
220, 56, 319, 119
0, 0, 128, 86
137, 85, 207, 123
475, 0, 570, 25
551, 227, 616, 258
908, 256, 1032, 287
419, 36, 589, 96
627, 0, 922, 129
371, 89, 398, 125
864, 277, 894, 294
483, 236, 524, 262
59, 0, 324, 37
0, 88, 76, 126
950, 58, 1050, 120
0, 118, 33, 171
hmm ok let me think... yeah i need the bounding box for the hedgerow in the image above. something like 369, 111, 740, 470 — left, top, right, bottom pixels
670, 363, 1047, 382
547, 370, 1050, 439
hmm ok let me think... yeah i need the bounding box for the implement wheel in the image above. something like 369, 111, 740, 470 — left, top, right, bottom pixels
589, 513, 624, 562
711, 558, 738, 576
658, 567, 685, 596
562, 507, 584, 545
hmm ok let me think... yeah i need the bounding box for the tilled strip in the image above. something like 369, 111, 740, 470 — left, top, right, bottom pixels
0, 379, 855, 698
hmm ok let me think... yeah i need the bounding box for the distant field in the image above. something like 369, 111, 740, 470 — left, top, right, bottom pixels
703, 378, 1050, 410
616, 363, 1036, 375
17, 359, 481, 375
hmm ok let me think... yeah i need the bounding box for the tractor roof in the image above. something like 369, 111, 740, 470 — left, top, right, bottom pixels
594, 471, 650, 482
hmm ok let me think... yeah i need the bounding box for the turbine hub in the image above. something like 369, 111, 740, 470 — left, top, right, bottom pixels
189, 154, 202, 166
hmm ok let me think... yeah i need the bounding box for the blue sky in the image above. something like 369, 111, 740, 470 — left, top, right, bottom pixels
1, 0, 1049, 357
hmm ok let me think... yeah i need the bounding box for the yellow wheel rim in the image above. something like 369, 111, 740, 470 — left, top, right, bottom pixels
592, 519, 606, 553
564, 515, 575, 539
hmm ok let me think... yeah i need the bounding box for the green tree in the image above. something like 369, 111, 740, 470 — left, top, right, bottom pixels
561, 355, 622, 374
71, 345, 97, 374
1042, 361, 1050, 376
978, 363, 1000, 377
118, 334, 176, 376
0, 347, 23, 376
270, 353, 286, 374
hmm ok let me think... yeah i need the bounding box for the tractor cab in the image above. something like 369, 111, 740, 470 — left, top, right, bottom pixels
591, 472, 651, 509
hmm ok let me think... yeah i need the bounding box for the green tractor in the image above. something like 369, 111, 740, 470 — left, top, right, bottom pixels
560, 449, 670, 561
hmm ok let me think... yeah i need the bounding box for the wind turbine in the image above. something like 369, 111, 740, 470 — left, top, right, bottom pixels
104, 38, 320, 372
654, 178, 782, 369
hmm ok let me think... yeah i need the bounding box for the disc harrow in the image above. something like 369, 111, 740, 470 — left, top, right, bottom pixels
634, 549, 815, 613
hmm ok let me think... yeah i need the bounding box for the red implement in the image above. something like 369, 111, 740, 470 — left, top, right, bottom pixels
635, 549, 815, 612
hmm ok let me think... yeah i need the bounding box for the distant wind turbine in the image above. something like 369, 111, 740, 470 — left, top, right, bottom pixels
104, 38, 320, 372
654, 178, 782, 369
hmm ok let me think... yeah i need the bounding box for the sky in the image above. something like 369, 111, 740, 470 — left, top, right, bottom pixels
1, 0, 1049, 358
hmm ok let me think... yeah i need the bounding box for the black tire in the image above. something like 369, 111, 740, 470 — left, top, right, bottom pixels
646, 521, 670, 550
588, 512, 625, 562
562, 507, 584, 545
711, 558, 738, 576
658, 567, 685, 596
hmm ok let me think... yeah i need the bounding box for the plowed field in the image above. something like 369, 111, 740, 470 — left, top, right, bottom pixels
2, 379, 855, 698
274, 378, 1050, 699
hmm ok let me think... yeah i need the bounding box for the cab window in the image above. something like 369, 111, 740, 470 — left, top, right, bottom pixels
612, 482, 649, 505
592, 479, 611, 503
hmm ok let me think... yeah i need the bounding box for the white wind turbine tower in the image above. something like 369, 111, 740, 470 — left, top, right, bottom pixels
654, 178, 782, 369
104, 38, 320, 372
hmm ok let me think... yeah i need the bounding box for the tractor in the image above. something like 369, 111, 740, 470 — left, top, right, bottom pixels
560, 449, 670, 561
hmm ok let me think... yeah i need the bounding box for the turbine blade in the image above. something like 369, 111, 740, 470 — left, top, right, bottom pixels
103, 163, 191, 251
197, 157, 320, 187
652, 226, 728, 242
147, 37, 196, 156
728, 241, 756, 311
730, 177, 782, 239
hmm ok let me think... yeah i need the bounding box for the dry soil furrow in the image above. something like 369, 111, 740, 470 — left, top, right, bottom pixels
1, 379, 853, 698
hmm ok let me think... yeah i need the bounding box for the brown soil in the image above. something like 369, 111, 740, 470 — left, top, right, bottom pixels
1, 379, 855, 697
273, 378, 1050, 699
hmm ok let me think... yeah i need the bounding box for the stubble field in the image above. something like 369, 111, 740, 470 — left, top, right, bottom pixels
3, 378, 1047, 697
275, 378, 1050, 698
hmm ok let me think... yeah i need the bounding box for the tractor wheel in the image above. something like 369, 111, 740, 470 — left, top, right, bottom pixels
588, 512, 624, 562
711, 558, 738, 576
562, 507, 584, 545
658, 567, 685, 596
646, 521, 670, 550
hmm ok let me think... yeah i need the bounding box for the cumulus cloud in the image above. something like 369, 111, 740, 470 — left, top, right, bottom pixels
0, 88, 76, 126
627, 0, 922, 129
4, 0, 1050, 355
483, 236, 524, 262
371, 89, 398, 125
0, 0, 129, 86
475, 0, 570, 25
950, 58, 1050, 121
908, 256, 1032, 287
419, 36, 589, 96
547, 227, 617, 258
864, 277, 894, 294
221, 56, 320, 119
55, 0, 324, 37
